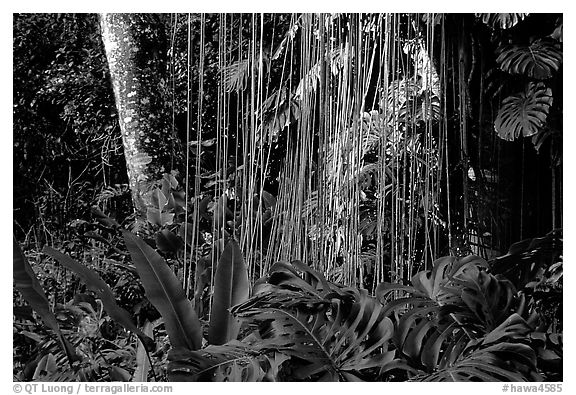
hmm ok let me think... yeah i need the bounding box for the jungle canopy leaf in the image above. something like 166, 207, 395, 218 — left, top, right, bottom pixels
496, 39, 562, 79
494, 82, 553, 141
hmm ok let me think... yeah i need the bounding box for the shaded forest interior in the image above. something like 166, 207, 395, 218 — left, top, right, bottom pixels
13, 13, 562, 382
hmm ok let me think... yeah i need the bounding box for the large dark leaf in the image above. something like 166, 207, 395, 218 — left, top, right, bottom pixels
378, 289, 472, 372
418, 314, 540, 382
43, 246, 155, 351
376, 255, 506, 373
14, 239, 60, 333
123, 230, 202, 350
410, 255, 488, 303
489, 229, 562, 290
494, 82, 553, 141
13, 238, 77, 365
208, 239, 250, 345
419, 342, 538, 381
232, 262, 396, 381
443, 265, 516, 331
496, 39, 562, 79
168, 341, 266, 382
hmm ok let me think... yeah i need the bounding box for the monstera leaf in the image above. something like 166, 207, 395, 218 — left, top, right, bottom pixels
168, 341, 267, 382
170, 261, 398, 382
232, 289, 395, 381
494, 82, 553, 141
418, 342, 538, 381
489, 229, 562, 290
417, 314, 540, 382
476, 13, 528, 29
376, 256, 518, 373
232, 261, 396, 381
496, 39, 562, 80
444, 265, 516, 332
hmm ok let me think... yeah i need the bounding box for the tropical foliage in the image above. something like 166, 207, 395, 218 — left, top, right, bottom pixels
14, 229, 562, 381
14, 12, 562, 382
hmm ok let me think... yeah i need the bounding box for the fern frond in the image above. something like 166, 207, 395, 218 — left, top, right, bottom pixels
222, 59, 250, 92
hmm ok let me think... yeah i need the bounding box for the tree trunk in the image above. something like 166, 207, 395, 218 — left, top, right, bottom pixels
99, 13, 181, 224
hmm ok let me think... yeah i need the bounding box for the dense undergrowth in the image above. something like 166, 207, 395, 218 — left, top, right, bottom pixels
13, 210, 562, 381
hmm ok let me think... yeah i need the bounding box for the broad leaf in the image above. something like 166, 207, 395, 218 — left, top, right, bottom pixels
14, 238, 77, 365
409, 255, 488, 303
168, 341, 266, 382
14, 239, 60, 334
377, 255, 505, 373
419, 316, 540, 382
147, 189, 168, 210
146, 207, 174, 227
208, 239, 250, 345
445, 266, 516, 331
481, 314, 532, 345
43, 246, 155, 351
418, 342, 538, 381
123, 230, 202, 350
496, 39, 562, 79
494, 82, 553, 141
489, 229, 562, 290
232, 262, 395, 381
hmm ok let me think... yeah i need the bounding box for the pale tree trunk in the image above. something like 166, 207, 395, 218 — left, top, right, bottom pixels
99, 13, 181, 224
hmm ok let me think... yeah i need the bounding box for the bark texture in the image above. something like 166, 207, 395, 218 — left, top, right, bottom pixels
100, 13, 180, 221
